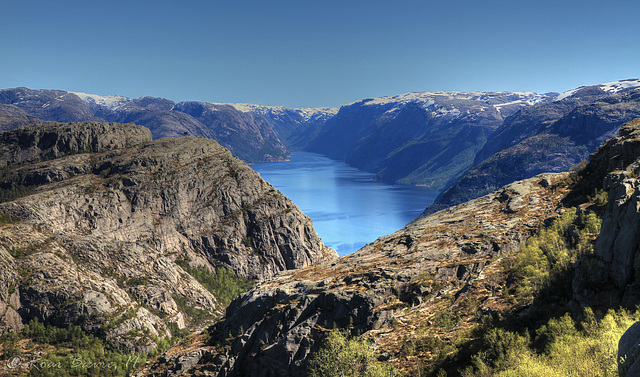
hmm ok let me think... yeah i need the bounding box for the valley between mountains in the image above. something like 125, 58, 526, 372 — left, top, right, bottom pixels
1, 80, 640, 376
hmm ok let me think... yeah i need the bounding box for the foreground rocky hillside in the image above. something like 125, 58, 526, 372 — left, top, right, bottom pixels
0, 121, 335, 353
136, 169, 570, 376
136, 118, 640, 377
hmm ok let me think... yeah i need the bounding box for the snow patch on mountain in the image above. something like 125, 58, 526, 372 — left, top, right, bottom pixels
555, 79, 640, 101
72, 92, 132, 110
600, 78, 640, 93
357, 91, 552, 116
226, 103, 338, 122
555, 88, 580, 101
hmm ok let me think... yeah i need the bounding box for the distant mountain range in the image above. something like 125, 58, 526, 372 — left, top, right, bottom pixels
2, 79, 640, 213
0, 87, 336, 163
305, 91, 556, 190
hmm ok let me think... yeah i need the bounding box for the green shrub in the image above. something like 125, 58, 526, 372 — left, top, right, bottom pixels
172, 294, 214, 326
511, 208, 601, 301
460, 308, 636, 377
483, 328, 531, 370
175, 259, 253, 306
126, 276, 150, 286
307, 330, 398, 377
166, 321, 189, 339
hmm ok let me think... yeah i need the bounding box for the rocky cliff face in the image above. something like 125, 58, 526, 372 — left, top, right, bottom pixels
0, 121, 335, 353
135, 169, 569, 376
546, 117, 640, 377
571, 118, 640, 310
0, 121, 151, 166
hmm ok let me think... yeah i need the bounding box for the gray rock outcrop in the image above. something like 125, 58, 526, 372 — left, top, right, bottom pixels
0, 121, 336, 352
619, 319, 640, 377
572, 119, 640, 310
0, 121, 152, 166
565, 118, 640, 376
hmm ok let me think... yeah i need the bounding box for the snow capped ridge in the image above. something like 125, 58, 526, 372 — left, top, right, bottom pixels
555, 78, 640, 101
223, 103, 338, 122
354, 90, 554, 117
71, 90, 339, 122
600, 78, 640, 93
358, 90, 551, 107
72, 92, 132, 110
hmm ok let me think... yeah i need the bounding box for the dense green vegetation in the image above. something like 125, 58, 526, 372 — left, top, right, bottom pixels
175, 258, 254, 306
461, 308, 635, 377
509, 208, 600, 302
0, 165, 33, 203
307, 330, 399, 377
0, 319, 148, 377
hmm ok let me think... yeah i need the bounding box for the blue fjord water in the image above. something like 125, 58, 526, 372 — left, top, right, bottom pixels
252, 152, 439, 256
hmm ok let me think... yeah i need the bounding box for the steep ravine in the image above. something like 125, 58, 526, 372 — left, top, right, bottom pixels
0, 121, 336, 354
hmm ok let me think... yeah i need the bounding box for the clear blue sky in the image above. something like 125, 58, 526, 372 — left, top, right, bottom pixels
1, 0, 639, 108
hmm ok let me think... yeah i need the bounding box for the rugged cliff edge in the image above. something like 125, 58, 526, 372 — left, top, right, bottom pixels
570, 118, 640, 311
0, 121, 336, 353
561, 118, 640, 376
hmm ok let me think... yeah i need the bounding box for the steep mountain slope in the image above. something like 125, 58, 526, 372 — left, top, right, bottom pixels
84, 95, 217, 139
0, 121, 336, 353
170, 102, 288, 162
429, 80, 640, 212
306, 91, 555, 189
0, 87, 101, 123
72, 93, 337, 161
223, 103, 338, 149
0, 104, 41, 132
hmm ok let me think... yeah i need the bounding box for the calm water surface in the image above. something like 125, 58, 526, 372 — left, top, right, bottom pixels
252, 152, 438, 255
